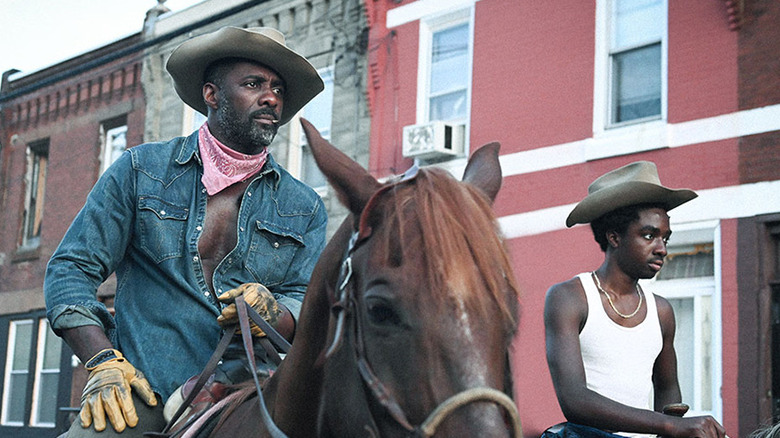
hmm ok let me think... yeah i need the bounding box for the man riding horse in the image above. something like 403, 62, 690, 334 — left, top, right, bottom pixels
45, 26, 326, 437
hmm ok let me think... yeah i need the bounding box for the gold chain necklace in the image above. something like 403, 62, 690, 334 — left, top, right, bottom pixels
591, 271, 643, 319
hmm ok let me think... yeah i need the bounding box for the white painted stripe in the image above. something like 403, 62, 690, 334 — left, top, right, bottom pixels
503, 104, 780, 175
498, 180, 780, 239
387, 0, 478, 28
435, 104, 780, 181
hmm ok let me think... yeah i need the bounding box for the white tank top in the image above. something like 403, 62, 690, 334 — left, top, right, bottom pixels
578, 272, 663, 438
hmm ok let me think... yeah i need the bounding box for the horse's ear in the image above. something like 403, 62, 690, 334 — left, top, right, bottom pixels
462, 142, 502, 203
300, 118, 382, 215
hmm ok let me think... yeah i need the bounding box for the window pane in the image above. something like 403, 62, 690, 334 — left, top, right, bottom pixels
657, 249, 715, 280
429, 23, 468, 121
34, 373, 59, 424
612, 43, 661, 123
300, 68, 333, 189
429, 90, 467, 121
301, 145, 326, 189
670, 297, 694, 406
12, 322, 33, 370
303, 69, 334, 137
5, 374, 28, 423
42, 324, 62, 370
107, 126, 127, 165
613, 0, 664, 49
430, 23, 468, 96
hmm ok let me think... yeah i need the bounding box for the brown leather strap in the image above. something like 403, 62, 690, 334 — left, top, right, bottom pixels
245, 304, 291, 355
157, 324, 236, 435
236, 295, 288, 437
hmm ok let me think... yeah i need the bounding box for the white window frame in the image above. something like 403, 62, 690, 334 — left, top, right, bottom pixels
640, 221, 723, 421
29, 319, 61, 427
1, 319, 34, 426
592, 0, 668, 154
415, 6, 474, 149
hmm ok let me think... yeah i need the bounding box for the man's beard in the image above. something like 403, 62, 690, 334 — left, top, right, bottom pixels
216, 95, 278, 153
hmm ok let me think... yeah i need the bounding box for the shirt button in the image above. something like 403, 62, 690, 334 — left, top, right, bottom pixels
196, 226, 202, 231
227, 258, 233, 264
273, 242, 280, 248
160, 210, 166, 216
247, 192, 252, 197
204, 292, 209, 297
193, 256, 199, 262
217, 289, 222, 294
202, 188, 207, 193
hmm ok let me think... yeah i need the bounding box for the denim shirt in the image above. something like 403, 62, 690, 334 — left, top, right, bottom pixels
44, 131, 327, 401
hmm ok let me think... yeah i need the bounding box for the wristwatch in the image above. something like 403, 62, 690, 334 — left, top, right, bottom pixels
85, 348, 122, 370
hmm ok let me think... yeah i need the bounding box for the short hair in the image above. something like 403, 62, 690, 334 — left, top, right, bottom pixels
590, 203, 667, 252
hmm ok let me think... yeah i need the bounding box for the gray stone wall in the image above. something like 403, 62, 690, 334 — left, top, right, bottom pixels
140, 0, 370, 238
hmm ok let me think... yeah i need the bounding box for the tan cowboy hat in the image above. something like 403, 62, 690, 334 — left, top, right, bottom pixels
566, 161, 697, 227
166, 26, 323, 125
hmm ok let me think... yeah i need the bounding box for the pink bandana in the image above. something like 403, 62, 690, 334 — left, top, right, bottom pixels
198, 123, 268, 195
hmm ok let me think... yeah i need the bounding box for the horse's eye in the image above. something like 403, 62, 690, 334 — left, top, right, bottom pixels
366, 301, 400, 326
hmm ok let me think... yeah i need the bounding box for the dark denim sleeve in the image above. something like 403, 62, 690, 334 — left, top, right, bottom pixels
44, 150, 136, 337
273, 195, 327, 320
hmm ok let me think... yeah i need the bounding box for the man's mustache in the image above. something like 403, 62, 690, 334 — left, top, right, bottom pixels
250, 108, 280, 122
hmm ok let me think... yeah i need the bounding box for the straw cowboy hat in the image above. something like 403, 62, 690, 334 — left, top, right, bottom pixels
566, 161, 697, 227
166, 26, 323, 125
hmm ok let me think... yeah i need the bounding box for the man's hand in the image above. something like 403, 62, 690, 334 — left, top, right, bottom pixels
217, 283, 283, 336
80, 349, 157, 432
664, 415, 727, 438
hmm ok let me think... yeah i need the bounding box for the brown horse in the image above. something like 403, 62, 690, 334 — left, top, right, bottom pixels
190, 119, 522, 437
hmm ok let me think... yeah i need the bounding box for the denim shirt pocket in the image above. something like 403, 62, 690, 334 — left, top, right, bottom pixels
247, 220, 305, 287
137, 196, 190, 263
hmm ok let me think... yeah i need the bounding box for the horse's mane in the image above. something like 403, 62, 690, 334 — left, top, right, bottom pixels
372, 167, 520, 337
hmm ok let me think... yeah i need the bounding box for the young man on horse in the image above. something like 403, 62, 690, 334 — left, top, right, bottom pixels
44, 27, 327, 437
544, 162, 727, 438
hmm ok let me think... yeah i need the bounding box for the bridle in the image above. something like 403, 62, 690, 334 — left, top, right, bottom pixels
324, 168, 523, 438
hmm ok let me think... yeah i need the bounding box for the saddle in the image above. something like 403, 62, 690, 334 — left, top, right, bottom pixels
145, 297, 291, 438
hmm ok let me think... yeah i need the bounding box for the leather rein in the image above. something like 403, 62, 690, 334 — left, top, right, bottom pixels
323, 169, 523, 438
151, 297, 290, 438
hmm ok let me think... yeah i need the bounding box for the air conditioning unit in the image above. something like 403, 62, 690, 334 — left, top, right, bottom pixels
402, 121, 465, 159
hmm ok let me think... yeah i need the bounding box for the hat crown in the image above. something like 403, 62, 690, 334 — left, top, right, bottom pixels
244, 27, 285, 46
588, 161, 661, 195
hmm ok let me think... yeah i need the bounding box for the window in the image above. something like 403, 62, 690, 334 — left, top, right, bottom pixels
100, 116, 128, 174
642, 224, 722, 420
299, 68, 334, 190
30, 319, 62, 427
607, 0, 665, 126
1, 320, 33, 426
1, 318, 64, 429
417, 9, 472, 126
21, 140, 49, 249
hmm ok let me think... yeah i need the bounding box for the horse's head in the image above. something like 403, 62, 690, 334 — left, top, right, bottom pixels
301, 119, 520, 437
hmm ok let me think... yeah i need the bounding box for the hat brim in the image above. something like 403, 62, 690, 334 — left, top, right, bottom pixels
166, 27, 324, 125
565, 181, 697, 227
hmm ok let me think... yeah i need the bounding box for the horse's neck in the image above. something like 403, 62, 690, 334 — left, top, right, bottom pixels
264, 218, 354, 436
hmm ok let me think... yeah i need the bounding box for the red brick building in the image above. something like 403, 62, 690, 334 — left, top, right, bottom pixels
363, 0, 780, 436
0, 32, 146, 437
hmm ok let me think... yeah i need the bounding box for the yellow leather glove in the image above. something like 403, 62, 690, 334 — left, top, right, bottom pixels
80, 349, 157, 433
217, 283, 282, 337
